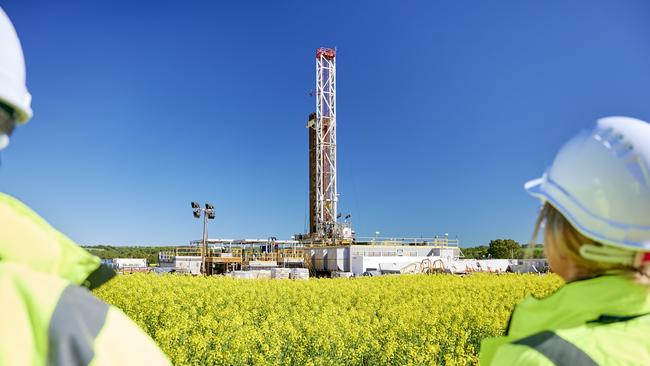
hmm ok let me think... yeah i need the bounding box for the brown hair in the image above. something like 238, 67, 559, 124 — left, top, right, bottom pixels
532, 202, 648, 281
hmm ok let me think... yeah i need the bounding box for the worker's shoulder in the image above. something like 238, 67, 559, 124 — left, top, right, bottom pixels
0, 262, 71, 303
0, 263, 170, 365
556, 317, 650, 365
489, 341, 555, 366
0, 192, 33, 210
0, 264, 66, 366
0, 262, 103, 312
491, 321, 650, 366
0, 261, 65, 284
0, 191, 52, 229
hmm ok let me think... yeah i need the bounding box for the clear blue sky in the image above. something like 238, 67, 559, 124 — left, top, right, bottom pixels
2, 1, 650, 247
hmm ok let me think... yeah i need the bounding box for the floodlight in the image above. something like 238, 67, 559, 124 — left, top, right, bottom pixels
193, 208, 201, 218
345, 214, 351, 219
204, 203, 215, 219
337, 213, 342, 219
191, 202, 200, 209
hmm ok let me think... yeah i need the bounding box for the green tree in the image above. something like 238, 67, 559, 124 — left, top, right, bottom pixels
83, 245, 176, 265
487, 239, 520, 259
517, 244, 546, 259
462, 245, 489, 259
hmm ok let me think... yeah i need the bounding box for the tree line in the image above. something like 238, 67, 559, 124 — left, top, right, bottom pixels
83, 245, 173, 265
462, 239, 545, 259
84, 240, 544, 264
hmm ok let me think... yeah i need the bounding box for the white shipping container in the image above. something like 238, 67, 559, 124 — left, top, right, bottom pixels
113, 258, 147, 269
174, 256, 202, 275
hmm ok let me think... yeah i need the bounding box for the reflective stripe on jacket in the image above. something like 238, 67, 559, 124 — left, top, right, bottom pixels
480, 274, 650, 365
0, 193, 114, 289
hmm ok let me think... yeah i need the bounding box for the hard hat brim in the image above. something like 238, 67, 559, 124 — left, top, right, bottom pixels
0, 78, 32, 123
524, 177, 544, 199
524, 175, 650, 251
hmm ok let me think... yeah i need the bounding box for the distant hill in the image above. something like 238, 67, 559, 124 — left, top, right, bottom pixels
82, 245, 179, 265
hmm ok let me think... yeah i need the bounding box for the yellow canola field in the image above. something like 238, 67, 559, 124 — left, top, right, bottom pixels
94, 273, 563, 366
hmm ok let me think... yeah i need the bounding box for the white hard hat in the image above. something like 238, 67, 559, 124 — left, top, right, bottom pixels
525, 116, 650, 251
0, 7, 32, 123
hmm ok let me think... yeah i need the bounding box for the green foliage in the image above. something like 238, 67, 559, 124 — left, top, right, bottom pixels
519, 246, 546, 259
487, 239, 521, 259
95, 273, 563, 365
83, 245, 173, 265
462, 246, 489, 259
463, 242, 544, 260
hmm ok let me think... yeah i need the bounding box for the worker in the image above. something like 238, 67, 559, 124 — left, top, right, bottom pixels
480, 116, 650, 365
0, 7, 170, 365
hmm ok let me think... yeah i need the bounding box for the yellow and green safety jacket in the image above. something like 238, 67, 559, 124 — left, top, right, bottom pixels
0, 193, 170, 365
480, 274, 650, 365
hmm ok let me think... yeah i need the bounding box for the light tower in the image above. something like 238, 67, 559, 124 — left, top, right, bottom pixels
191, 201, 215, 274
311, 47, 338, 240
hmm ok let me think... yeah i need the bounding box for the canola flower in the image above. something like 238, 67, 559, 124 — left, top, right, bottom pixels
94, 273, 562, 365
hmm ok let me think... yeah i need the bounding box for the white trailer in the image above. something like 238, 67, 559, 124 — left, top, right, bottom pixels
112, 258, 147, 269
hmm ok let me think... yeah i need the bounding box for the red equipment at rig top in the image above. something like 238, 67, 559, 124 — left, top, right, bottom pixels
316, 47, 336, 60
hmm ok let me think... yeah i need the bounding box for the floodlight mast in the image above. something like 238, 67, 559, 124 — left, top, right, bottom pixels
190, 201, 215, 274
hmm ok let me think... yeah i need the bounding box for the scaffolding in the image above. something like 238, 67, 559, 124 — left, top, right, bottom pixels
160, 239, 305, 275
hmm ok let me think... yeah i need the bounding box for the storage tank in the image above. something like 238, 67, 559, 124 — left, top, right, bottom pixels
326, 247, 349, 272
313, 248, 327, 271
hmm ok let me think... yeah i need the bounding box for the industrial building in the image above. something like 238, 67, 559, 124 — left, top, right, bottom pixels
307, 239, 461, 275
161, 47, 467, 277
158, 251, 202, 275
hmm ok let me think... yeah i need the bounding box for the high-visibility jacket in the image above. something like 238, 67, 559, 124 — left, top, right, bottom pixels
0, 193, 170, 365
480, 274, 650, 365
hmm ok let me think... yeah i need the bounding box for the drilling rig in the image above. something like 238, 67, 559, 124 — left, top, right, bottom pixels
305, 47, 353, 244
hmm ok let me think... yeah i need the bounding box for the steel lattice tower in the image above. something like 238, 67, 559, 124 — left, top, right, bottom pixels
313, 47, 338, 238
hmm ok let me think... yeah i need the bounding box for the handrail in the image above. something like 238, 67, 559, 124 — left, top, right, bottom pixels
355, 237, 460, 247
